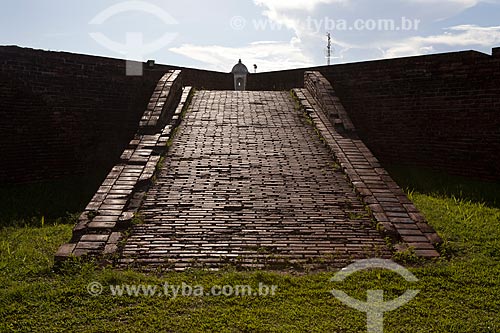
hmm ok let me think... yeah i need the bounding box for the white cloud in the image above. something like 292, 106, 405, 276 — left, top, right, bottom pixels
169, 0, 500, 71
253, 0, 345, 12
404, 0, 486, 21
169, 39, 314, 72
249, 0, 500, 64
428, 24, 500, 45
382, 24, 500, 58
406, 0, 480, 7
408, 0, 500, 6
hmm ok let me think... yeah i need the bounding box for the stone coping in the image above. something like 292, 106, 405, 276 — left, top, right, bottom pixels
55, 70, 192, 263
293, 71, 441, 258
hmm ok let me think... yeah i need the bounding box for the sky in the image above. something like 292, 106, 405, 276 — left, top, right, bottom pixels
1, 0, 500, 72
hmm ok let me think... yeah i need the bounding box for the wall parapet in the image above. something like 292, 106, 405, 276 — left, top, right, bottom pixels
304, 71, 355, 132
55, 71, 192, 263
245, 49, 500, 181
294, 71, 442, 258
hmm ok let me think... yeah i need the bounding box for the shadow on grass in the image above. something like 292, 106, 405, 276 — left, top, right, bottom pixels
0, 171, 107, 227
386, 165, 500, 208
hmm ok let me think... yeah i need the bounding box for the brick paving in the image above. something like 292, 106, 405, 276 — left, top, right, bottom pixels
118, 91, 390, 270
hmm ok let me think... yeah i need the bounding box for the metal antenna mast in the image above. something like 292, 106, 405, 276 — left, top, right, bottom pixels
326, 32, 332, 66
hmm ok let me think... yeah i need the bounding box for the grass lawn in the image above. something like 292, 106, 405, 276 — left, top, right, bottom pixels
1, 175, 499, 332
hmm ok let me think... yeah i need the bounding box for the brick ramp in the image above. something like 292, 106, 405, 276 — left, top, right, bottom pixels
295, 71, 441, 257
118, 91, 391, 270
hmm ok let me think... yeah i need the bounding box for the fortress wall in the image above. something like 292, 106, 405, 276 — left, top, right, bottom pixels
0, 46, 231, 183
248, 49, 500, 180
1, 46, 498, 182
0, 46, 161, 183
323, 50, 500, 181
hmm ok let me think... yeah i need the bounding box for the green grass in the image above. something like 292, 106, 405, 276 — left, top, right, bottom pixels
387, 165, 500, 208
1, 171, 499, 331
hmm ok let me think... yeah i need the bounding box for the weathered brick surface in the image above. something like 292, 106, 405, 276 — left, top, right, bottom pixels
321, 52, 500, 181
0, 46, 163, 184
0, 46, 231, 184
138, 70, 182, 134
294, 71, 440, 257
2, 46, 498, 184
247, 49, 500, 181
55, 71, 192, 262
119, 91, 391, 270
303, 71, 354, 131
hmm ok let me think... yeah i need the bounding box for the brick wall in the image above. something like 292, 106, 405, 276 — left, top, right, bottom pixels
0, 46, 165, 183
247, 70, 304, 91
1, 46, 499, 183
180, 68, 233, 90
303, 71, 354, 132
323, 51, 500, 181
248, 50, 500, 181
0, 46, 232, 184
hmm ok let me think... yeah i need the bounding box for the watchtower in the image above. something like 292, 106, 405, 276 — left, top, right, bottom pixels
231, 59, 249, 91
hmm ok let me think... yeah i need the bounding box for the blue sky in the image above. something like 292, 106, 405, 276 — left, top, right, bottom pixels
1, 0, 500, 72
